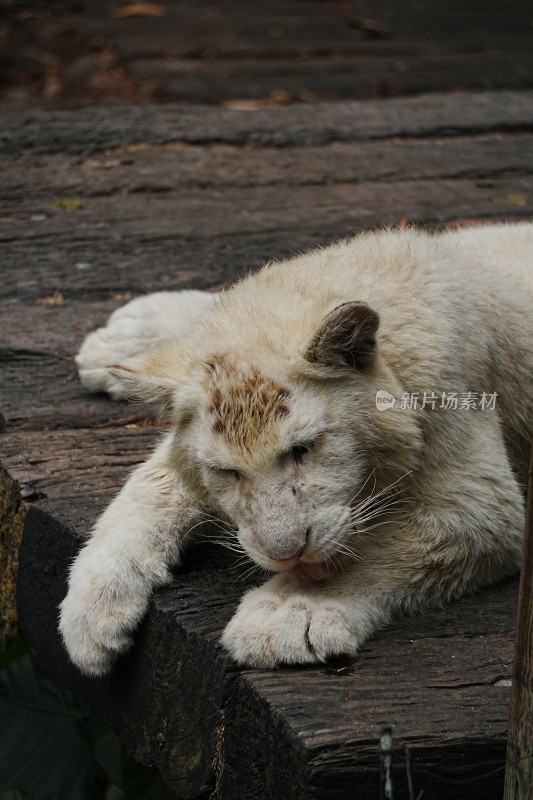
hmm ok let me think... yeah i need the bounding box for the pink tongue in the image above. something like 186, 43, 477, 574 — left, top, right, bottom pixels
290, 561, 335, 583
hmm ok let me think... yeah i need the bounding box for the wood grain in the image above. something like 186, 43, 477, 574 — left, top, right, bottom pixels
2, 92, 533, 155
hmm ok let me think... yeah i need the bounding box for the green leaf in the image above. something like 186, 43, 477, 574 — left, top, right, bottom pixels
0, 636, 29, 670
91, 710, 124, 789
0, 656, 98, 799
52, 197, 85, 210
1, 657, 176, 800
120, 752, 175, 800
0, 790, 32, 800
91, 710, 174, 799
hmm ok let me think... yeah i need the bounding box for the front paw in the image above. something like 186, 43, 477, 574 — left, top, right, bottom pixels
59, 569, 148, 676
221, 578, 363, 668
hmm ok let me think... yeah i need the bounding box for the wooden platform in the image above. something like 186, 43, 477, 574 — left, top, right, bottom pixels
1, 91, 532, 799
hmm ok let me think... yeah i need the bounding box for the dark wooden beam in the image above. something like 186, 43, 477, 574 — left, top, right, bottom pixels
1, 91, 533, 156
504, 443, 533, 799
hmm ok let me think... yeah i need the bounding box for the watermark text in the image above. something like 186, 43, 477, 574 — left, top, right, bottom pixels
375, 390, 497, 412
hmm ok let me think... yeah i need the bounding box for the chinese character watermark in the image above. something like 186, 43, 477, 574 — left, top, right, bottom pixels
376, 390, 498, 412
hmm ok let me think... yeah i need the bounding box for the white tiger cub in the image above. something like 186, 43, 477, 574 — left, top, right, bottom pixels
60, 224, 533, 676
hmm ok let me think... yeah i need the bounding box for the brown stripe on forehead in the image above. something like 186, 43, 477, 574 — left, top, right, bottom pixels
205, 357, 290, 449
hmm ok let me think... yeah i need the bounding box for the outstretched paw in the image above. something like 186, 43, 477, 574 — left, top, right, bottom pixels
221, 578, 366, 668
59, 567, 149, 676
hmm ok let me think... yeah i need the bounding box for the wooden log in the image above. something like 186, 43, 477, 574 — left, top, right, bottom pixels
126, 52, 533, 105
0, 466, 25, 641
504, 443, 533, 799
2, 91, 533, 156
5, 136, 533, 197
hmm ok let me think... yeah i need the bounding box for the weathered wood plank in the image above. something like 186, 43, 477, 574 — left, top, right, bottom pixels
129, 52, 533, 105
1, 427, 157, 499
1, 355, 147, 434
1, 175, 531, 302
2, 92, 533, 155
222, 610, 516, 800
1, 301, 120, 355
24, 170, 533, 224
65, 0, 530, 62
3, 176, 532, 240
0, 301, 158, 432
2, 103, 532, 309
3, 135, 533, 197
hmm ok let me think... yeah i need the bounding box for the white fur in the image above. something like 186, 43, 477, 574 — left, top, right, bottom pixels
60, 224, 533, 675
76, 290, 216, 398
58, 435, 199, 674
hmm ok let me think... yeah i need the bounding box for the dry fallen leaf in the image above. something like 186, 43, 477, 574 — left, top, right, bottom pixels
222, 91, 294, 111
444, 217, 498, 228
106, 143, 151, 155
350, 16, 390, 38
222, 98, 270, 111
114, 3, 167, 18
506, 193, 527, 207
37, 290, 64, 306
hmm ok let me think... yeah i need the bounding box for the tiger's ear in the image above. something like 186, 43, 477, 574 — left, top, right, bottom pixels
107, 342, 193, 419
302, 302, 380, 370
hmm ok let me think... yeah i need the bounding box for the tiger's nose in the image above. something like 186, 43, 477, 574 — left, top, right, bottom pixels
268, 544, 305, 563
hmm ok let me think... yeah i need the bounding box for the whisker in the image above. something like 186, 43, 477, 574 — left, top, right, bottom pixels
351, 519, 396, 536
237, 562, 268, 584
232, 554, 253, 567
348, 468, 378, 507
351, 500, 407, 526
197, 510, 238, 533
218, 538, 243, 551
214, 537, 247, 553
183, 518, 218, 540
329, 542, 362, 564
356, 470, 411, 504
350, 471, 412, 526
352, 485, 405, 516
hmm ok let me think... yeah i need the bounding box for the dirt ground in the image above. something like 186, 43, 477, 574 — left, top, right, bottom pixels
2, 0, 533, 107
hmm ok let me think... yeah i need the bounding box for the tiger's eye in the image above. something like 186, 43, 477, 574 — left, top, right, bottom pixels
221, 469, 241, 481
291, 442, 315, 464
